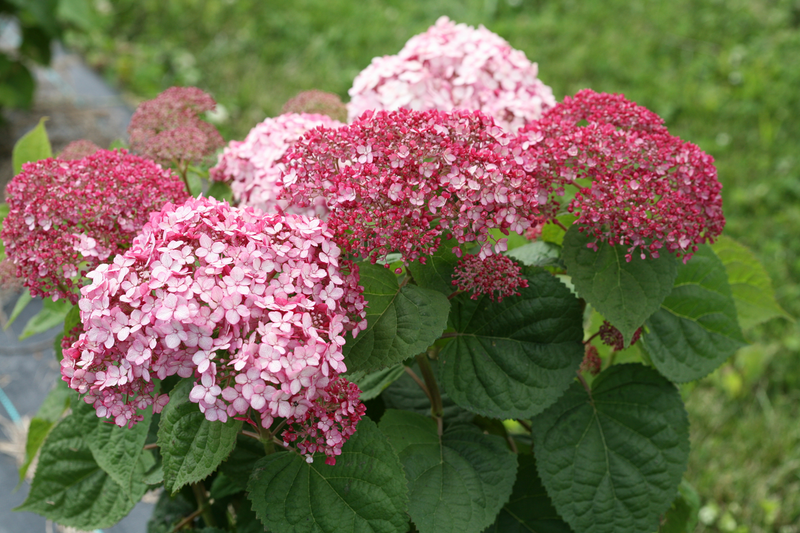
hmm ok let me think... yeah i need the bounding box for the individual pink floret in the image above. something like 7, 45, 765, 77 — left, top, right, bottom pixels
348, 16, 556, 132
1, 149, 189, 303
61, 197, 367, 463
282, 108, 551, 265
512, 89, 725, 261
210, 113, 343, 214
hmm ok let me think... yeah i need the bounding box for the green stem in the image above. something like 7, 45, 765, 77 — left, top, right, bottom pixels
190, 482, 216, 528
415, 352, 444, 435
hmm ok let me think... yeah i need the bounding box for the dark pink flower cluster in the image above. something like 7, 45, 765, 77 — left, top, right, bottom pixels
58, 139, 101, 160
599, 320, 642, 350
61, 197, 367, 463
452, 253, 528, 302
210, 113, 343, 214
282, 90, 348, 123
513, 89, 725, 261
580, 345, 601, 376
1, 149, 189, 303
348, 16, 555, 132
282, 108, 550, 264
128, 87, 224, 168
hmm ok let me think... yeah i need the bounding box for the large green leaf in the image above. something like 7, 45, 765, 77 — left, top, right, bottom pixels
562, 225, 678, 345
248, 417, 409, 533
347, 363, 407, 400
642, 245, 746, 382
12, 116, 52, 175
507, 241, 562, 269
19, 298, 73, 340
15, 412, 148, 529
483, 453, 573, 533
406, 244, 460, 296
219, 434, 266, 492
439, 267, 584, 419
76, 399, 152, 499
18, 380, 72, 482
343, 262, 450, 372
157, 379, 242, 494
530, 364, 689, 533
711, 235, 792, 330
380, 409, 517, 533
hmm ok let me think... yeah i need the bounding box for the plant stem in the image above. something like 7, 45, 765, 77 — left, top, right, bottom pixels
170, 507, 204, 532
415, 352, 444, 435
190, 482, 216, 528
143, 443, 159, 450
516, 419, 532, 433
553, 218, 568, 231
404, 366, 431, 403
584, 330, 601, 344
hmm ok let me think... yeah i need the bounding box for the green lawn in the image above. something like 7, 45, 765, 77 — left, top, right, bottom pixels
68, 0, 800, 530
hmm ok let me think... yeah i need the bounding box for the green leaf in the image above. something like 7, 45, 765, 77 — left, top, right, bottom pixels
347, 363, 407, 400
76, 399, 152, 500
209, 472, 242, 500
219, 434, 266, 492
14, 412, 148, 529
18, 380, 72, 482
483, 453, 573, 533
5, 288, 32, 330
382, 360, 474, 424
248, 417, 409, 533
343, 262, 450, 372
380, 410, 517, 533
439, 267, 585, 419
530, 364, 690, 533
12, 117, 52, 175
711, 235, 792, 330
406, 243, 460, 296
0, 55, 35, 109
642, 245, 747, 382
660, 479, 700, 533
540, 215, 577, 246
207, 180, 234, 203
19, 297, 73, 339
157, 379, 242, 494
562, 225, 678, 345
507, 240, 562, 268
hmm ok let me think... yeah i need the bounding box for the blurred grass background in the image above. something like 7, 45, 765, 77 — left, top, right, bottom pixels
65, 0, 800, 530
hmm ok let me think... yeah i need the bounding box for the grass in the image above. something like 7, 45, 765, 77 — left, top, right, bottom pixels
66, 0, 800, 530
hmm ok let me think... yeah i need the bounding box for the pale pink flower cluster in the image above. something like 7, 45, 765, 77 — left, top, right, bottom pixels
210, 113, 343, 214
61, 197, 367, 462
348, 16, 556, 132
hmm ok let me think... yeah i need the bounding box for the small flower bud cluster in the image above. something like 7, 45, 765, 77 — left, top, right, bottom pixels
580, 345, 602, 376
128, 86, 224, 168
282, 108, 549, 265
210, 113, 343, 214
1, 150, 189, 303
61, 197, 367, 463
347, 16, 556, 132
282, 90, 348, 123
452, 253, 528, 302
58, 139, 102, 160
513, 89, 725, 261
599, 320, 642, 351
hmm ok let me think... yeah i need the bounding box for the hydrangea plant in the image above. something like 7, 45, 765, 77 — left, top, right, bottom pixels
3, 18, 790, 533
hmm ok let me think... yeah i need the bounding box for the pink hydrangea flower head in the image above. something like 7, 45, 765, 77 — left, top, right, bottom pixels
348, 16, 556, 132
452, 253, 528, 302
128, 86, 225, 168
210, 113, 343, 214
282, 90, 348, 123
1, 149, 189, 303
513, 89, 725, 261
61, 197, 367, 461
58, 139, 102, 160
282, 108, 552, 265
